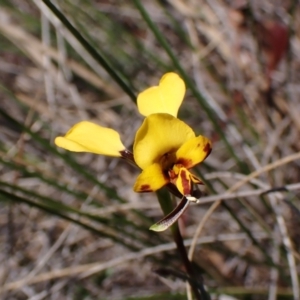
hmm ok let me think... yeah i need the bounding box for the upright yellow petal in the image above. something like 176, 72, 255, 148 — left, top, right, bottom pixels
134, 114, 195, 169
134, 163, 168, 192
176, 136, 212, 168
55, 121, 125, 157
137, 73, 185, 117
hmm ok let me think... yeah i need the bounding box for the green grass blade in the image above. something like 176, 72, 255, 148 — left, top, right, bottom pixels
41, 0, 136, 102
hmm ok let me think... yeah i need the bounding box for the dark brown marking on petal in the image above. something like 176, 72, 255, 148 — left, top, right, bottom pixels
168, 169, 177, 181
176, 158, 192, 167
162, 171, 170, 181
180, 169, 191, 195
140, 184, 152, 192
203, 143, 212, 158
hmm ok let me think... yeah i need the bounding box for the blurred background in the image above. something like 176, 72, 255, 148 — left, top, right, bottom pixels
0, 0, 300, 299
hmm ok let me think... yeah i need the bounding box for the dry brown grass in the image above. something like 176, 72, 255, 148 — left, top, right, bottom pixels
0, 0, 299, 299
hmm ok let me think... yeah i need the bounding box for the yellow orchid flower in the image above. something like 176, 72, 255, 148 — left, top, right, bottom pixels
54, 73, 212, 231
133, 113, 211, 199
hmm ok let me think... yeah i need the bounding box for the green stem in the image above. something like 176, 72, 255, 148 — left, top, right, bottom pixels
156, 190, 210, 300
172, 226, 206, 300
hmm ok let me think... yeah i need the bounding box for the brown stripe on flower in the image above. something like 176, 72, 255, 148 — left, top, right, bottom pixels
139, 184, 152, 192
176, 158, 192, 168
168, 169, 177, 180
179, 169, 191, 196
203, 142, 212, 158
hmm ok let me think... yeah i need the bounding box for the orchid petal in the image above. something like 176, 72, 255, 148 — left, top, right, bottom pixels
134, 114, 195, 169
133, 163, 168, 192
137, 73, 185, 117
175, 167, 192, 196
55, 121, 125, 157
176, 136, 212, 168
190, 173, 203, 184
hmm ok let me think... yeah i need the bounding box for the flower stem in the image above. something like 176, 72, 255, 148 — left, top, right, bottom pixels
156, 190, 210, 300
173, 227, 202, 299
172, 224, 209, 300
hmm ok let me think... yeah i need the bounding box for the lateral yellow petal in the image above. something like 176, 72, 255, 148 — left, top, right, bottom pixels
133, 163, 168, 192
176, 136, 212, 168
137, 72, 185, 117
55, 121, 125, 157
134, 114, 195, 169
190, 173, 203, 184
